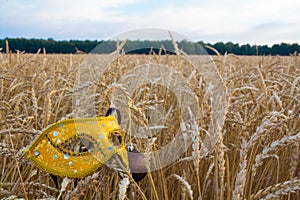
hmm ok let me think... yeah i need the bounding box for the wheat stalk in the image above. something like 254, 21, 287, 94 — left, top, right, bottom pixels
252, 133, 300, 179
168, 174, 193, 200
251, 179, 300, 199
118, 176, 130, 200
1, 52, 300, 199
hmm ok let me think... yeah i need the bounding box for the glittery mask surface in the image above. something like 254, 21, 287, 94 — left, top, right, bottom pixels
25, 116, 128, 178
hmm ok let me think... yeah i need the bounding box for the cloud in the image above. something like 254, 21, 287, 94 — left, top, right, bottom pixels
0, 0, 299, 44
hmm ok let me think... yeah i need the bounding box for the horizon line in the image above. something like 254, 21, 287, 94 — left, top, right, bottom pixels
1, 37, 299, 47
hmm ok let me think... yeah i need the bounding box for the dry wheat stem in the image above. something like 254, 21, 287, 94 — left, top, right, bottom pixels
1, 52, 299, 199
251, 179, 300, 200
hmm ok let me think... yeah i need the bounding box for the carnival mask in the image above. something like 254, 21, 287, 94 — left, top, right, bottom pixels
24, 115, 128, 178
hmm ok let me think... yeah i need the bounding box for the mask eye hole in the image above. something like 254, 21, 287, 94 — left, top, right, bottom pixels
110, 131, 123, 146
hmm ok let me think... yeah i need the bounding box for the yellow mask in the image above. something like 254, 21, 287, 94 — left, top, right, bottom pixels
24, 116, 128, 178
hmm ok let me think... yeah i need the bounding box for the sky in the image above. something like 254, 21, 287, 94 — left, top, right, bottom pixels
0, 0, 300, 45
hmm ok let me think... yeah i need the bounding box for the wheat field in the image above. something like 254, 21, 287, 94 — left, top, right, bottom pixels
0, 50, 299, 200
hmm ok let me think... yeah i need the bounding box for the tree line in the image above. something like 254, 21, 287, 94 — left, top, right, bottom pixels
0, 38, 299, 55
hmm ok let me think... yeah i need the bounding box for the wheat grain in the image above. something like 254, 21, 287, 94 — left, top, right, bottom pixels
118, 176, 130, 200
218, 132, 226, 200
168, 174, 193, 200
1, 53, 299, 199
251, 179, 300, 199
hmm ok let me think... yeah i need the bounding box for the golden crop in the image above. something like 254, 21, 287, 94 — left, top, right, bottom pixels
0, 51, 299, 200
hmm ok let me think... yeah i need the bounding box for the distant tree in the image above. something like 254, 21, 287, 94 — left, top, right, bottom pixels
240, 44, 250, 55
258, 45, 271, 55
0, 38, 299, 55
271, 44, 281, 55
213, 42, 226, 54
232, 43, 240, 55
290, 43, 300, 54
